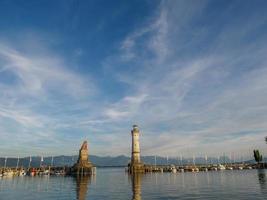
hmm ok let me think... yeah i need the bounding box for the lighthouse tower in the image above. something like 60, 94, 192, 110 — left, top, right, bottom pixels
129, 125, 144, 173
131, 125, 141, 164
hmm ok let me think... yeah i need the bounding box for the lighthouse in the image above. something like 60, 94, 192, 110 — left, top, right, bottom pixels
131, 125, 141, 164
129, 125, 144, 173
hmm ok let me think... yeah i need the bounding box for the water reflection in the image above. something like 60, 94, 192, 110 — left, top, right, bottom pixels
75, 176, 91, 200
131, 173, 142, 200
257, 169, 267, 192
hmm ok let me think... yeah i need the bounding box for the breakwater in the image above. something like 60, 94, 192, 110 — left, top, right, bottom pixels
1, 163, 266, 177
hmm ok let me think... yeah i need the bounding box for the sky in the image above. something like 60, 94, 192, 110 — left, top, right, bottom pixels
0, 0, 267, 158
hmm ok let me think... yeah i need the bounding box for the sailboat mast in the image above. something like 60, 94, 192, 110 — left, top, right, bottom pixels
40, 156, 43, 168
51, 156, 54, 167
4, 156, 7, 169
28, 156, 32, 168
16, 156, 19, 170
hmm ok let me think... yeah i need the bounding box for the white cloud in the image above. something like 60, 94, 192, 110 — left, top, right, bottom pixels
0, 41, 98, 156
104, 94, 148, 120
1, 1, 267, 158
0, 44, 93, 98
0, 107, 43, 128
100, 0, 267, 157
105, 109, 129, 120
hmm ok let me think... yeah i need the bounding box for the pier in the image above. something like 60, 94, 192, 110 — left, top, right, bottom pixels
127, 125, 267, 174
134, 163, 262, 173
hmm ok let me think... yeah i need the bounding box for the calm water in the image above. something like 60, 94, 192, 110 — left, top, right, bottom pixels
1, 168, 267, 200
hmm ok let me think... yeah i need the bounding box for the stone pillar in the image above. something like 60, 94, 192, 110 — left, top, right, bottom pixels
77, 141, 89, 165
131, 125, 141, 164
71, 140, 93, 176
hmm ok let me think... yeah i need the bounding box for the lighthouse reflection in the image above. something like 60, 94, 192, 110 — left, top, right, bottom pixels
75, 175, 91, 200
131, 173, 143, 200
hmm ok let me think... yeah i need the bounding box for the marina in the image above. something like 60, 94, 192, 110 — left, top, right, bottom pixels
1, 167, 267, 200
0, 163, 264, 178
1, 125, 266, 177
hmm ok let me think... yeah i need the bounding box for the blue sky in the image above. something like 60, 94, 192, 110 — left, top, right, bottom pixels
0, 0, 267, 158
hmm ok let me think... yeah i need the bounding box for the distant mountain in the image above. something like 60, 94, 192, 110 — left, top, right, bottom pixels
0, 155, 261, 168
0, 155, 130, 168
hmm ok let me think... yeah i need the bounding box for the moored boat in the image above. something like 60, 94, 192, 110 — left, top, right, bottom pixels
218, 164, 226, 170
3, 171, 14, 177
171, 168, 177, 173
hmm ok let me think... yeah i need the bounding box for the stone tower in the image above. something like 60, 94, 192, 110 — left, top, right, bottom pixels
71, 140, 93, 175
131, 125, 141, 164
129, 125, 144, 173
77, 141, 89, 165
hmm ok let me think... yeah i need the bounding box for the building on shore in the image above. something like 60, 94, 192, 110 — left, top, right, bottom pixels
70, 141, 94, 176
128, 125, 145, 173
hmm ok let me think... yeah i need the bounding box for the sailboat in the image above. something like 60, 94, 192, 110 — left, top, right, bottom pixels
204, 155, 208, 172
3, 170, 14, 177
192, 155, 199, 172
238, 155, 244, 170
218, 155, 226, 170
179, 154, 184, 172
19, 169, 26, 176
218, 164, 226, 170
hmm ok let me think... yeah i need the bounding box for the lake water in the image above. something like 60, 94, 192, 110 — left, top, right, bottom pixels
1, 168, 267, 200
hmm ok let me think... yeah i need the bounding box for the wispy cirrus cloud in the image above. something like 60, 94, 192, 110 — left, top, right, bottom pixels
104, 94, 148, 120
100, 0, 267, 158
0, 40, 99, 156
1, 0, 267, 158
0, 44, 93, 98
